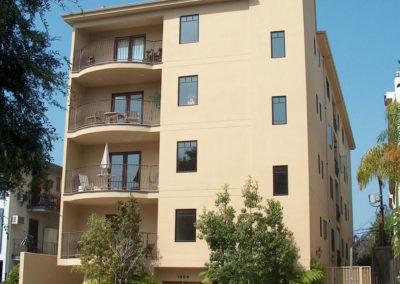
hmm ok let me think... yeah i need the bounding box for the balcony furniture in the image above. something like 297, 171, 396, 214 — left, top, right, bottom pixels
97, 172, 118, 190
104, 112, 123, 124
124, 112, 140, 123
86, 111, 104, 125
88, 56, 95, 65
79, 174, 94, 191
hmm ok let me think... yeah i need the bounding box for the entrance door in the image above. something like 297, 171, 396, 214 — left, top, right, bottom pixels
28, 219, 39, 252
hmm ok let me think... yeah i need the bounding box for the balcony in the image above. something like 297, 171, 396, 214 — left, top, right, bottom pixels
64, 164, 158, 195
12, 238, 57, 260
61, 231, 157, 259
72, 39, 162, 73
27, 191, 60, 213
68, 99, 160, 132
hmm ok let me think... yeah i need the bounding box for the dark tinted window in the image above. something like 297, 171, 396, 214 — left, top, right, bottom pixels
273, 165, 288, 195
271, 31, 285, 58
180, 15, 199, 44
175, 209, 196, 242
177, 141, 197, 172
179, 76, 198, 106
330, 177, 334, 200
331, 229, 335, 251
272, 96, 287, 124
326, 78, 330, 101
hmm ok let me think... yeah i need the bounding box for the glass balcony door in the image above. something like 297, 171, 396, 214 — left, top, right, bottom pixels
112, 92, 143, 124
110, 152, 141, 190
116, 36, 145, 62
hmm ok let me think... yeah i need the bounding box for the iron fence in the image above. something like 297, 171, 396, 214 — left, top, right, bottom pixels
72, 39, 162, 72
12, 238, 58, 257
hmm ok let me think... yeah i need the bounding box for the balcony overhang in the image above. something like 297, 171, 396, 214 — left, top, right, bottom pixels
63, 192, 159, 205
71, 64, 161, 87
67, 126, 160, 145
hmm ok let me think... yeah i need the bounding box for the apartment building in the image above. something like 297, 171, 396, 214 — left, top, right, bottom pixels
0, 163, 61, 281
59, 0, 355, 282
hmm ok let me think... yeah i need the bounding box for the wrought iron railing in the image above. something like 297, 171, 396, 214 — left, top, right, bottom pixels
72, 39, 162, 72
68, 98, 160, 131
64, 164, 158, 194
12, 238, 58, 257
61, 231, 157, 259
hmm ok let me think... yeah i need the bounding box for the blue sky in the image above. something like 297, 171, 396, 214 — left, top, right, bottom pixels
45, 0, 400, 233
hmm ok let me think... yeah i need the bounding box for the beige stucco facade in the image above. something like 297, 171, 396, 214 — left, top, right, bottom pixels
59, 0, 355, 282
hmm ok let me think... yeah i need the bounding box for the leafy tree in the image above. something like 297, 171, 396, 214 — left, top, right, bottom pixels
0, 0, 78, 192
196, 177, 300, 284
299, 260, 325, 284
75, 197, 147, 284
73, 215, 113, 283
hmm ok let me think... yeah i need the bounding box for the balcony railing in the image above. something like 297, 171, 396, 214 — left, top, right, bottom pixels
12, 238, 57, 259
64, 164, 158, 194
72, 39, 162, 72
28, 191, 60, 212
68, 99, 160, 131
61, 231, 157, 259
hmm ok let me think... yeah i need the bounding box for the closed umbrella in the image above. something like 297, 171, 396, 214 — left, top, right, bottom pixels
100, 144, 110, 170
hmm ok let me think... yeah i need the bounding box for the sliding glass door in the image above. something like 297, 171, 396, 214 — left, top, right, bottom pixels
112, 92, 143, 124
110, 152, 141, 190
115, 36, 145, 62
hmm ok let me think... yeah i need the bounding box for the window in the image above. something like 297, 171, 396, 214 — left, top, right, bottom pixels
0, 209, 3, 252
110, 152, 141, 190
115, 36, 145, 62
179, 76, 198, 106
346, 243, 348, 260
330, 177, 334, 200
341, 239, 344, 257
273, 165, 288, 196
271, 31, 285, 58
272, 96, 287, 124
317, 49, 321, 67
320, 217, 322, 237
314, 38, 316, 55
337, 114, 340, 131
318, 154, 320, 174
340, 196, 343, 213
328, 124, 333, 149
177, 141, 197, 172
331, 229, 335, 251
345, 204, 347, 221
323, 220, 327, 240
326, 78, 330, 101
180, 15, 199, 44
316, 94, 319, 113
321, 161, 324, 179
175, 209, 196, 242
319, 103, 322, 121
342, 128, 345, 144
56, 177, 61, 193
112, 92, 143, 123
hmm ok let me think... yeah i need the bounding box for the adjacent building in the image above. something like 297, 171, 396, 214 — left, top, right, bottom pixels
59, 0, 355, 282
0, 163, 61, 281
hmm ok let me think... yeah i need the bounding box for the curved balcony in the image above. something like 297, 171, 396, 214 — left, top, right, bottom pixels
64, 164, 158, 203
68, 99, 160, 143
72, 39, 162, 73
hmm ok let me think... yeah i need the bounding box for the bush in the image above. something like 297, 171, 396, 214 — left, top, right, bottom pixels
1, 264, 19, 284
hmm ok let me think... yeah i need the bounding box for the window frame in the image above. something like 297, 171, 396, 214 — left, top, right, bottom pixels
272, 96, 287, 125
112, 91, 144, 122
109, 151, 142, 190
178, 75, 198, 107
176, 140, 198, 173
271, 31, 286, 58
175, 209, 197, 242
273, 165, 288, 196
179, 14, 199, 44
114, 35, 146, 62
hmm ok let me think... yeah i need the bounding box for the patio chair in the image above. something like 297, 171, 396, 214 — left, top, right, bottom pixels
79, 174, 94, 191
124, 112, 140, 123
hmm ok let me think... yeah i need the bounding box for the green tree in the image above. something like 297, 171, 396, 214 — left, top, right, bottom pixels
0, 0, 78, 192
75, 197, 147, 284
74, 215, 113, 283
196, 177, 300, 284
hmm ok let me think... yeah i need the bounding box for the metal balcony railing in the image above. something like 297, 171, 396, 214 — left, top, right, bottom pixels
68, 99, 160, 131
72, 39, 162, 72
61, 231, 157, 259
64, 164, 159, 194
12, 238, 58, 259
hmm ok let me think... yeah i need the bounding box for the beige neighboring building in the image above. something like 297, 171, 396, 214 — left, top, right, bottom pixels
59, 0, 355, 282
0, 163, 61, 281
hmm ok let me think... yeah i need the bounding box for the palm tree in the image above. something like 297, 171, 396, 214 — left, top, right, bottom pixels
357, 144, 386, 246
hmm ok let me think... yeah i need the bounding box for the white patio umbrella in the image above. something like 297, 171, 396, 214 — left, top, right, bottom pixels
100, 144, 110, 169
